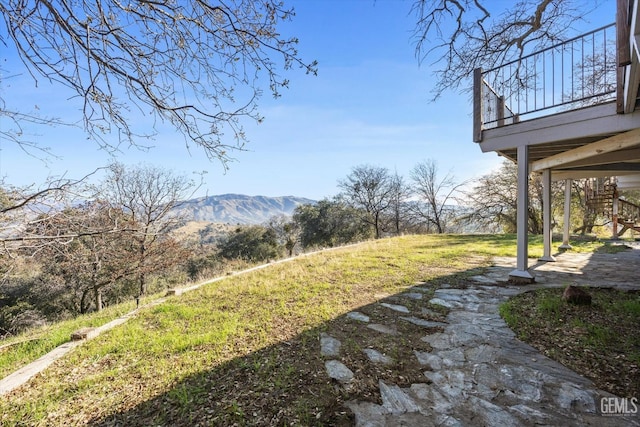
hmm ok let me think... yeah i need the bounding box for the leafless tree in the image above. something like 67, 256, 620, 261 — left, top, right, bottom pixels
0, 172, 102, 272
411, 0, 593, 99
101, 162, 195, 295
0, 0, 317, 162
386, 171, 412, 235
32, 201, 137, 314
461, 160, 549, 234
338, 165, 394, 239
410, 159, 464, 234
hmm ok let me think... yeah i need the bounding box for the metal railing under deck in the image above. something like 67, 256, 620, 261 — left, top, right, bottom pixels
473, 23, 617, 142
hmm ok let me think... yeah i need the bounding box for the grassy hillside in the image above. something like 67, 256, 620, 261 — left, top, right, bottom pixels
0, 234, 618, 425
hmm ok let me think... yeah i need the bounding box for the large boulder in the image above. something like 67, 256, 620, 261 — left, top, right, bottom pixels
562, 285, 592, 305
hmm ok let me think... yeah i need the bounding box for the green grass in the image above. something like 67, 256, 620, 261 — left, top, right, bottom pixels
0, 233, 626, 425
537, 294, 563, 317
0, 292, 163, 380
500, 287, 640, 397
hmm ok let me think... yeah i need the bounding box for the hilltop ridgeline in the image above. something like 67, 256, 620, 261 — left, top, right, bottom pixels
174, 194, 316, 224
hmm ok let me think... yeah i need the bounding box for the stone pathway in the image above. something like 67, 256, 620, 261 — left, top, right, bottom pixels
321, 249, 640, 426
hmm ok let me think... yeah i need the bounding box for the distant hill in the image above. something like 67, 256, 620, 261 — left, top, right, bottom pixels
174, 194, 316, 225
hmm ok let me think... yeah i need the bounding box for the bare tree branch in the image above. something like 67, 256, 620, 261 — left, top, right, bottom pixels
410, 159, 466, 233
411, 0, 595, 100
0, 0, 317, 163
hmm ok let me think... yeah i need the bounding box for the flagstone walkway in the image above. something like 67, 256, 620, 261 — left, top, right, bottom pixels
322, 246, 640, 426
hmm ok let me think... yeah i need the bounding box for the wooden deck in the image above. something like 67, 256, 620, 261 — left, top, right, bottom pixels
470, 0, 640, 281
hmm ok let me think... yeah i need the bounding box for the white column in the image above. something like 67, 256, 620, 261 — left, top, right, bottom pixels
509, 145, 535, 283
612, 185, 619, 239
559, 179, 572, 249
539, 169, 556, 262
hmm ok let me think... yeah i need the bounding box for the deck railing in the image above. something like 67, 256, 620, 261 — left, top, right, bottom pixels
473, 23, 617, 142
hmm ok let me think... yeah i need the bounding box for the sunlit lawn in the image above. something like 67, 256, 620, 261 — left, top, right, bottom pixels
0, 233, 623, 425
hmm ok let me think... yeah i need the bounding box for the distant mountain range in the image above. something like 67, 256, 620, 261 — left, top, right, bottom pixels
174, 194, 315, 225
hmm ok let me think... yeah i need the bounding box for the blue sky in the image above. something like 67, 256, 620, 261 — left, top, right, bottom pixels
0, 0, 615, 200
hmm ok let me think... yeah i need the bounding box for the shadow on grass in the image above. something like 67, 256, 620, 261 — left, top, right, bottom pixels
8, 236, 638, 426
84, 273, 462, 426
85, 242, 640, 426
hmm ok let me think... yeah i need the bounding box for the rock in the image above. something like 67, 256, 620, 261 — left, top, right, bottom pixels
470, 275, 498, 285
399, 316, 447, 328
508, 404, 550, 423
438, 348, 466, 367
325, 360, 354, 383
428, 298, 463, 309
401, 292, 424, 300
467, 396, 522, 426
555, 383, 596, 412
380, 302, 410, 313
423, 369, 469, 399
414, 351, 442, 370
70, 327, 96, 341
421, 333, 451, 349
347, 311, 370, 322
367, 323, 399, 335
320, 333, 341, 357
562, 285, 592, 305
363, 348, 394, 365
379, 381, 421, 414
345, 401, 388, 427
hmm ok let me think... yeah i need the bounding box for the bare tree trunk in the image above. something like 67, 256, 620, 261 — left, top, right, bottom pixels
94, 287, 102, 312
80, 288, 91, 314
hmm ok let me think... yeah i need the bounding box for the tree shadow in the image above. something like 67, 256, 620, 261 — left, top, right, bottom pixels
84, 271, 466, 426
57, 244, 640, 426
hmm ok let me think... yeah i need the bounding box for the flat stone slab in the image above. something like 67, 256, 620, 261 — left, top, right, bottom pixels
414, 351, 442, 370
400, 292, 423, 300
320, 333, 341, 357
325, 360, 354, 384
399, 316, 447, 328
363, 348, 394, 365
420, 307, 442, 318
345, 401, 389, 427
469, 275, 499, 285
434, 289, 483, 304
346, 311, 370, 322
464, 344, 499, 363
379, 381, 421, 414
428, 297, 463, 309
421, 332, 451, 350
367, 323, 399, 335
380, 302, 410, 313
438, 348, 466, 368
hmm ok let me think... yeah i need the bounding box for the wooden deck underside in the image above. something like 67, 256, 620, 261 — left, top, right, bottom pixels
479, 102, 640, 182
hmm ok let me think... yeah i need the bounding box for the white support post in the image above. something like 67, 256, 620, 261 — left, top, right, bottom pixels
559, 179, 573, 249
509, 145, 535, 283
539, 169, 556, 262
612, 185, 619, 240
